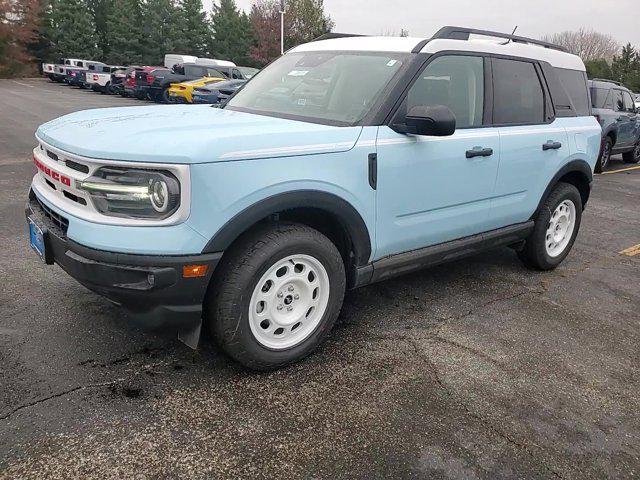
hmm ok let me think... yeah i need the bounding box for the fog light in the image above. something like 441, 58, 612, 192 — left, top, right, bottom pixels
183, 265, 208, 278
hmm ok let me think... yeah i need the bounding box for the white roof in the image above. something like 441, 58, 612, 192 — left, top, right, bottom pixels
292, 36, 424, 54
292, 34, 585, 71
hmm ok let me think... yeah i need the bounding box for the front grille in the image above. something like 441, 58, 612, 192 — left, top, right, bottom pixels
31, 193, 69, 235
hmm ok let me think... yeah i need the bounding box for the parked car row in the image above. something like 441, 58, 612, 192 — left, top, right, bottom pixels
42, 54, 258, 106
588, 78, 640, 172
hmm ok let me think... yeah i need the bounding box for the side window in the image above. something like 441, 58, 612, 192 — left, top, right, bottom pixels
493, 58, 545, 124
612, 90, 624, 112
623, 91, 636, 113
406, 55, 484, 129
207, 68, 225, 78
554, 68, 590, 116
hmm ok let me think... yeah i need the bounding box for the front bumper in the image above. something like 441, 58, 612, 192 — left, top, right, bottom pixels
26, 190, 222, 337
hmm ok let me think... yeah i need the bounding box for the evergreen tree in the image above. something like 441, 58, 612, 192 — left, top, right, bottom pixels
86, 0, 110, 57
49, 0, 101, 58
585, 59, 613, 80
210, 0, 253, 64
611, 43, 640, 91
140, 0, 184, 65
104, 0, 143, 64
179, 0, 210, 57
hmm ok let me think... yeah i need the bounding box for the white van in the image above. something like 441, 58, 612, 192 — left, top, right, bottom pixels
195, 58, 236, 68
164, 54, 198, 68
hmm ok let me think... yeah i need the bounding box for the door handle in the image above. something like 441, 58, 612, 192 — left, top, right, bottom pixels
466, 147, 493, 158
542, 141, 562, 151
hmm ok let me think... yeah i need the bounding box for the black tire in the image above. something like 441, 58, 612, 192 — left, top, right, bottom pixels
622, 143, 640, 164
160, 87, 172, 103
205, 222, 346, 371
517, 182, 582, 271
595, 136, 613, 173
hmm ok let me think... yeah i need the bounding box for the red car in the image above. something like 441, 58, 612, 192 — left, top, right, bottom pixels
122, 66, 168, 99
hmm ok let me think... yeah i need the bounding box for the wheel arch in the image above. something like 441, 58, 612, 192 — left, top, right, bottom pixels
603, 127, 617, 145
533, 160, 593, 217
202, 190, 373, 272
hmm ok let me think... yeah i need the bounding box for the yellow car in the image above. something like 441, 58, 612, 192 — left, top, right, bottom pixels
168, 76, 225, 103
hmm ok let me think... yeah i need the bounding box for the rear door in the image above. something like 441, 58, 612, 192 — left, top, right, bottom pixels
488, 57, 569, 229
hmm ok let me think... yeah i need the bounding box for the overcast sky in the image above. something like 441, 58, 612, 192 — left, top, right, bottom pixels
224, 0, 640, 46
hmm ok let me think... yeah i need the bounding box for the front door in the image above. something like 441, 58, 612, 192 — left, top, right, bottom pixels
619, 90, 640, 148
375, 54, 500, 259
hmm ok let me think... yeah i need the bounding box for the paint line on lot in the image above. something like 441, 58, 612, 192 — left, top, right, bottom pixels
620, 244, 640, 257
601, 165, 640, 175
12, 80, 35, 88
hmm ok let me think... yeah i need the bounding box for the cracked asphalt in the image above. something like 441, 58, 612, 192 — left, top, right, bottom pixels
1, 78, 639, 479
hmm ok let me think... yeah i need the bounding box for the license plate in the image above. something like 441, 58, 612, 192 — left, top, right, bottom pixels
28, 218, 47, 262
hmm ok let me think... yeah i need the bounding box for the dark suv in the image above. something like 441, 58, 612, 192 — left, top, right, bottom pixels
589, 79, 640, 172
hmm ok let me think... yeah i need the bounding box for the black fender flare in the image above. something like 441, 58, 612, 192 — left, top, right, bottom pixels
533, 159, 593, 217
202, 190, 373, 267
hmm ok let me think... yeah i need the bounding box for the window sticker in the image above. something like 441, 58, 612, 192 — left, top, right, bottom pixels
387, 60, 398, 67
288, 70, 309, 76
297, 98, 307, 105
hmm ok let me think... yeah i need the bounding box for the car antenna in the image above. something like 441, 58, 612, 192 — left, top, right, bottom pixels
500, 26, 518, 45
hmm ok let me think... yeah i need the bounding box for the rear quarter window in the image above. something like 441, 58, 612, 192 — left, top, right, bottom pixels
554, 68, 590, 116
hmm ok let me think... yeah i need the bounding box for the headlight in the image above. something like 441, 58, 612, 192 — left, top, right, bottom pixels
77, 167, 180, 219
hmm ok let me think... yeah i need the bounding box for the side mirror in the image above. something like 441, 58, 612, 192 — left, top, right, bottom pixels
395, 105, 456, 136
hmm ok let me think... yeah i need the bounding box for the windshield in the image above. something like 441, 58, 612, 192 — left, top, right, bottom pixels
225, 51, 407, 125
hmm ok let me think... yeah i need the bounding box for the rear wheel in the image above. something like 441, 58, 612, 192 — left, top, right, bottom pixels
100, 82, 110, 94
205, 223, 346, 371
595, 136, 613, 173
518, 182, 582, 270
622, 143, 640, 164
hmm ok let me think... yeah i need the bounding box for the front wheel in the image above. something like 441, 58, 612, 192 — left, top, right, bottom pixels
206, 223, 346, 370
518, 182, 582, 270
622, 143, 640, 164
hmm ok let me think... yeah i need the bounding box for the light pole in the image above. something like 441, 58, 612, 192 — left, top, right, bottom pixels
280, 0, 286, 55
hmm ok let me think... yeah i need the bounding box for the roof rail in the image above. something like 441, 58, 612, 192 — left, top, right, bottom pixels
313, 33, 366, 42
591, 78, 625, 87
427, 26, 568, 53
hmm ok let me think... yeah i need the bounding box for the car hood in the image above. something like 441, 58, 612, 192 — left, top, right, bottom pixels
36, 105, 362, 164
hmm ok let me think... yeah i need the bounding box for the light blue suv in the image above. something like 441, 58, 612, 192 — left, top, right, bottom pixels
26, 27, 601, 369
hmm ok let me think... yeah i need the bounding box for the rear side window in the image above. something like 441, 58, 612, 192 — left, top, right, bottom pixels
612, 90, 624, 112
492, 58, 545, 125
590, 87, 611, 109
555, 68, 590, 116
406, 55, 484, 129
622, 91, 636, 112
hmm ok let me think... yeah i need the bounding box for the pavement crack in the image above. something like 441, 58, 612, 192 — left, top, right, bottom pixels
440, 289, 533, 323
0, 379, 123, 421
402, 337, 563, 479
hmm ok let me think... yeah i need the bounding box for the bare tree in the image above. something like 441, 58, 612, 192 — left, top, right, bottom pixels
380, 28, 409, 37
542, 29, 620, 62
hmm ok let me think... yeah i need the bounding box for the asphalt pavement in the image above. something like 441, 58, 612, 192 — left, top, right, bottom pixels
0, 78, 639, 479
